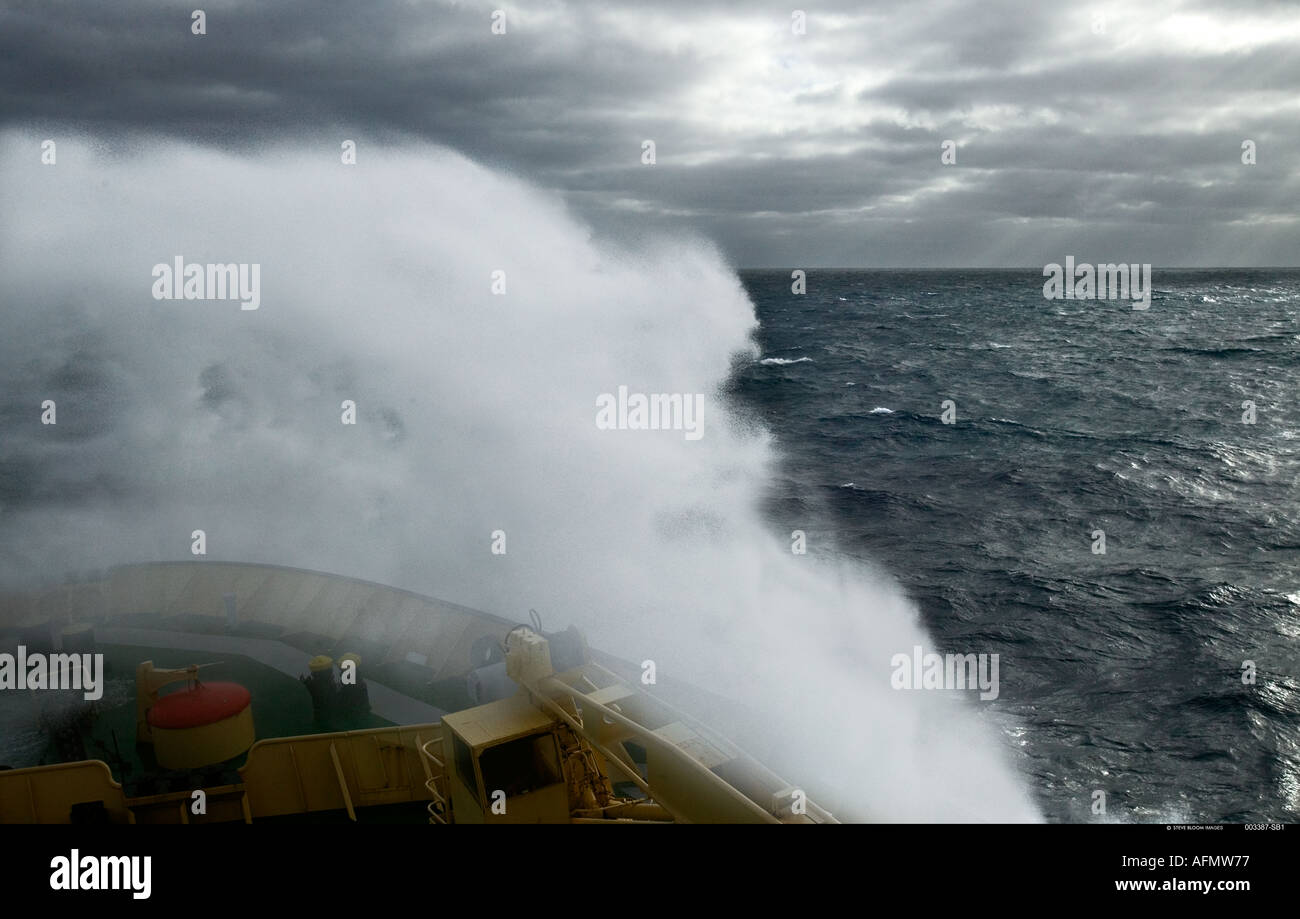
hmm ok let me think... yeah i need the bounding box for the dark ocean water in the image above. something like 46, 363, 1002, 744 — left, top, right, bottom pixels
732, 269, 1300, 823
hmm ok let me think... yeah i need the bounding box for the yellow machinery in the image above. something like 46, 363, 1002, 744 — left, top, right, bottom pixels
2, 592, 835, 823
135, 661, 256, 770
420, 627, 837, 824
2, 629, 835, 823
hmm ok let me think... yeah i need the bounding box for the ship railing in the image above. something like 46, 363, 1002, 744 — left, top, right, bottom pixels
587, 659, 840, 824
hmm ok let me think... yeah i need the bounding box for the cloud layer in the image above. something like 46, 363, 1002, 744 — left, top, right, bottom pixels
2, 0, 1296, 266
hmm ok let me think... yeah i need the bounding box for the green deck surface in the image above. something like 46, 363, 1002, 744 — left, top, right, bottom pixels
19, 643, 392, 796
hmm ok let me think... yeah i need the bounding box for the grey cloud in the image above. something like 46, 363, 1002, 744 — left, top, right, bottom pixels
1, 0, 1297, 265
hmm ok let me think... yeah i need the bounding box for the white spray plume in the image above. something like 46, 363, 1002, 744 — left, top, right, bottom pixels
0, 131, 1040, 821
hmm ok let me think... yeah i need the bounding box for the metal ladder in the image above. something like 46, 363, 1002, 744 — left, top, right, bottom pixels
416, 734, 450, 825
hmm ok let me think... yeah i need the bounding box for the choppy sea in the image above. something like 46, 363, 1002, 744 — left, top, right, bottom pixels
733, 268, 1300, 823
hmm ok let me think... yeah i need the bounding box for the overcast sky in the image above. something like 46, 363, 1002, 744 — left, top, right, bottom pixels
2, 0, 1298, 267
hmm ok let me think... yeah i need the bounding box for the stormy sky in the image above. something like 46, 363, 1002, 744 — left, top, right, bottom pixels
2, 0, 1298, 267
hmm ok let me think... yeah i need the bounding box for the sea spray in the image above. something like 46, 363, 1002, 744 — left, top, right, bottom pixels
0, 130, 1040, 821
